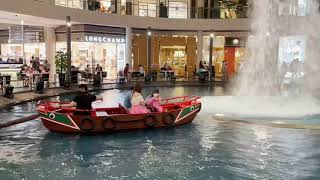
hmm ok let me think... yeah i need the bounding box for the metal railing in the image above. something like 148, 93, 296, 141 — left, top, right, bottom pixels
34, 0, 251, 19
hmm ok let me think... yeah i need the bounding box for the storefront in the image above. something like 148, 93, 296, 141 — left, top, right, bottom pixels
132, 34, 196, 77
278, 35, 306, 81
55, 25, 126, 79
0, 26, 45, 80
278, 0, 310, 16
203, 35, 247, 79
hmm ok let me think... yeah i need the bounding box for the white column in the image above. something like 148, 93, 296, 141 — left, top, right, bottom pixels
44, 26, 56, 83
126, 26, 133, 66
197, 31, 203, 69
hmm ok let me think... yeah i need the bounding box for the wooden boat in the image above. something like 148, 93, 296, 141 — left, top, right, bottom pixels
36, 96, 201, 133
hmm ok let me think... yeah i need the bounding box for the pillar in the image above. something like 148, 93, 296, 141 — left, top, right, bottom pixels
126, 26, 132, 66
66, 16, 72, 85
197, 31, 203, 69
44, 26, 56, 83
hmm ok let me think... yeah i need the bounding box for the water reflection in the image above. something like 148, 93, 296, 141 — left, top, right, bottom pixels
0, 86, 320, 179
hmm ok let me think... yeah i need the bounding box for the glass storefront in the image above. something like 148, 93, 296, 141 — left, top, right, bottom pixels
160, 46, 186, 76
203, 36, 225, 63
278, 0, 310, 16
203, 36, 247, 78
0, 43, 46, 63
120, 0, 127, 15
55, 0, 84, 9
56, 41, 125, 79
100, 0, 112, 13
135, 0, 157, 17
54, 0, 252, 19
168, 1, 188, 19
278, 35, 306, 81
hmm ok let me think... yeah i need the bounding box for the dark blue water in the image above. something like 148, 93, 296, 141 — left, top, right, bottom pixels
1, 87, 320, 180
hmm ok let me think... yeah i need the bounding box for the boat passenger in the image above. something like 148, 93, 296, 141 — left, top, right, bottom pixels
146, 89, 163, 112
55, 84, 103, 115
130, 85, 150, 114
139, 65, 145, 77
123, 86, 134, 110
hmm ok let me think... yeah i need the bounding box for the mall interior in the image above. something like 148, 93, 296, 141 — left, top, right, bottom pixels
0, 0, 310, 90
0, 1, 319, 179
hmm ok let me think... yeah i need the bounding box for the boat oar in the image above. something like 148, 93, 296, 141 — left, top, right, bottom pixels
0, 114, 40, 129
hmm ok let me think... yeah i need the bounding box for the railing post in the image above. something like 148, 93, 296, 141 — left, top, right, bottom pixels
2, 77, 6, 94
55, 74, 60, 87
77, 73, 81, 85
29, 76, 33, 91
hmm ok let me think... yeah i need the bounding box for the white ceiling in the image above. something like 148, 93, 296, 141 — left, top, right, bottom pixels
0, 10, 68, 30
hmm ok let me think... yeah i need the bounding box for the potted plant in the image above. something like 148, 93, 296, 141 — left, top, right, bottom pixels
55, 51, 67, 87
87, 0, 101, 12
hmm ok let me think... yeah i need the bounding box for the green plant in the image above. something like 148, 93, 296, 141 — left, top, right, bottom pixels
55, 51, 67, 74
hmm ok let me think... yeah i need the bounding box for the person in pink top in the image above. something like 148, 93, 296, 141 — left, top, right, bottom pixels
146, 89, 164, 112
130, 84, 150, 114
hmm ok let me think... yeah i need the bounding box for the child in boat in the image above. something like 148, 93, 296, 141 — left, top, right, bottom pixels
130, 85, 150, 114
146, 89, 164, 112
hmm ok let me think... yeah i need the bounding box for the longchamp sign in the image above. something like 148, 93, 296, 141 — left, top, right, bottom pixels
85, 35, 125, 44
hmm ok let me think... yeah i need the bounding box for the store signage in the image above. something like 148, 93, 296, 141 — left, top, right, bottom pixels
85, 35, 125, 44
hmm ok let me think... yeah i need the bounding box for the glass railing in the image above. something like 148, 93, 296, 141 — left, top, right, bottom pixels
34, 0, 251, 19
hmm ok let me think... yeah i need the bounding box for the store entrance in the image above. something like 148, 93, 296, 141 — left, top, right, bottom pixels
159, 46, 186, 77
57, 42, 125, 79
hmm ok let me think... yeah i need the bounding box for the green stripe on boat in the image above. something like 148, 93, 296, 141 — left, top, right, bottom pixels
178, 104, 200, 119
42, 113, 73, 126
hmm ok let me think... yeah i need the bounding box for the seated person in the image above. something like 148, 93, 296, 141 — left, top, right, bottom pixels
139, 65, 145, 77
84, 65, 92, 78
123, 86, 134, 110
130, 84, 150, 114
124, 63, 130, 78
54, 84, 103, 115
146, 89, 163, 112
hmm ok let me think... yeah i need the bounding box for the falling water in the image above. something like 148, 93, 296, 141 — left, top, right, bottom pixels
211, 0, 320, 120
233, 0, 320, 97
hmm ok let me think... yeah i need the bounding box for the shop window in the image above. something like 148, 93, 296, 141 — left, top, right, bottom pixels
55, 0, 84, 9
160, 46, 186, 77
56, 40, 125, 79
138, 2, 157, 17
168, 1, 188, 19
120, 0, 127, 15
278, 36, 306, 68
278, 0, 310, 16
100, 0, 115, 13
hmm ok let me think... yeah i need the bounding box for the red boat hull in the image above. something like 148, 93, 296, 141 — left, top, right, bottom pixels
37, 96, 201, 134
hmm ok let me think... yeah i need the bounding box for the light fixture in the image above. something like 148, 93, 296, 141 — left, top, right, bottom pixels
20, 20, 24, 25
233, 39, 239, 45
147, 31, 152, 36
210, 33, 214, 38
266, 32, 270, 36
67, 22, 72, 27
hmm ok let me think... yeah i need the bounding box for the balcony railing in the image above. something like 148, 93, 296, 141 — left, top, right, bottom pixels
34, 0, 251, 19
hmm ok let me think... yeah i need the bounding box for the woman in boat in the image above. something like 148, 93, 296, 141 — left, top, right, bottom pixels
53, 84, 103, 115
146, 89, 163, 112
130, 85, 150, 114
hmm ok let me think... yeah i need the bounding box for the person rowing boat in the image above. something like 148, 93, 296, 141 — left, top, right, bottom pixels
52, 84, 103, 115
